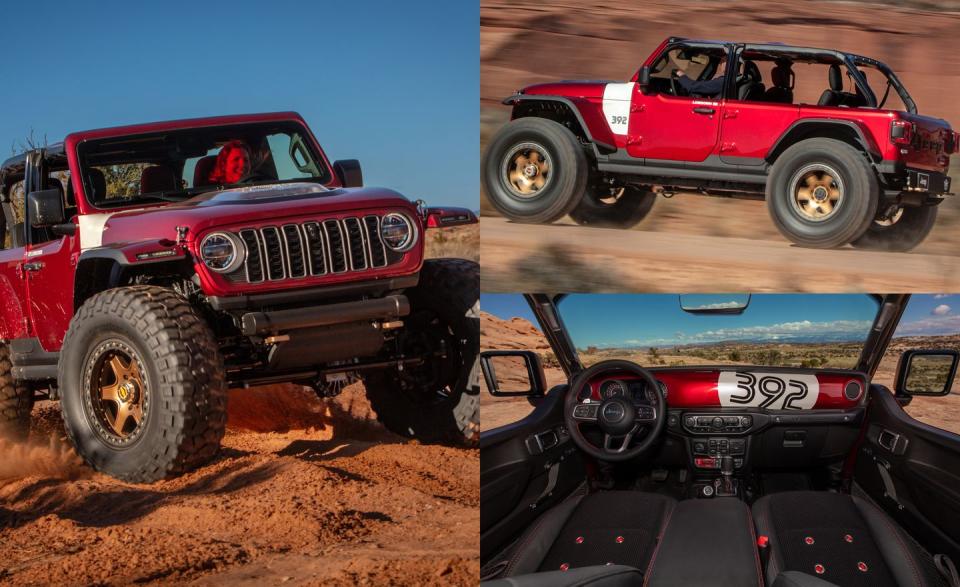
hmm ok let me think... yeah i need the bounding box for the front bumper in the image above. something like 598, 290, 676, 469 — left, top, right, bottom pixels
240, 294, 409, 336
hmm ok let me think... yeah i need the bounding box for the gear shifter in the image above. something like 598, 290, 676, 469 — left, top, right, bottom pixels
714, 456, 737, 497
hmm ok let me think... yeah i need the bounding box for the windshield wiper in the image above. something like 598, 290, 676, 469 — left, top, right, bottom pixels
134, 191, 193, 203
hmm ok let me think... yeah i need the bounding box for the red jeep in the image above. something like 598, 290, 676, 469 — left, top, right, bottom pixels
0, 112, 479, 483
482, 38, 957, 251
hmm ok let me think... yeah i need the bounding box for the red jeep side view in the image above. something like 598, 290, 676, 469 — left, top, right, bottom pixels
0, 112, 479, 483
482, 37, 957, 251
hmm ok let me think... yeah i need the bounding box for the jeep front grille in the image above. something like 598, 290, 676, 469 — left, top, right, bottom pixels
232, 215, 393, 284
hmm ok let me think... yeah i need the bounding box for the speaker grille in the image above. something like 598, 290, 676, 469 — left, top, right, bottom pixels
844, 380, 862, 401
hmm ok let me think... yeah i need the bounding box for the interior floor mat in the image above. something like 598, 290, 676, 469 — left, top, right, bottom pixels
631, 469, 690, 501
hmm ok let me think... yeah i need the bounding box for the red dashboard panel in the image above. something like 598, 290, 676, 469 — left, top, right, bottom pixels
584, 368, 865, 410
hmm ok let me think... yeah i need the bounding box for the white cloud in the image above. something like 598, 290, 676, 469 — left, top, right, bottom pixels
615, 319, 873, 348
934, 294, 951, 299
689, 301, 744, 310
932, 304, 952, 316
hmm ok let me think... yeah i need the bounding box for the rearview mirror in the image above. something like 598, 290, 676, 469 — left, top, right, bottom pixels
896, 349, 959, 397
480, 350, 546, 397
679, 294, 751, 315
424, 206, 478, 228
333, 159, 363, 188
638, 65, 652, 94
27, 188, 65, 228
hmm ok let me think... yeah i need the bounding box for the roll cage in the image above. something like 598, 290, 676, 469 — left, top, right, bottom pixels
637, 37, 918, 114
522, 293, 910, 381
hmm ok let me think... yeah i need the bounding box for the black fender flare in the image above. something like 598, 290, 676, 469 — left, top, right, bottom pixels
74, 242, 191, 309
502, 94, 617, 152
766, 118, 882, 164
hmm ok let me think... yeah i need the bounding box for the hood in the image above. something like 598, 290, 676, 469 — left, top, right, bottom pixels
518, 80, 616, 100
78, 182, 418, 251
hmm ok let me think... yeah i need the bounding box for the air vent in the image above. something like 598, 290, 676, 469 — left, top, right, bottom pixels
844, 380, 863, 401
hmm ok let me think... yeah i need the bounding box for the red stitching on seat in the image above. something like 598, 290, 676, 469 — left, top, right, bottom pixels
861, 499, 922, 587
642, 499, 676, 587
746, 505, 763, 587
504, 490, 584, 576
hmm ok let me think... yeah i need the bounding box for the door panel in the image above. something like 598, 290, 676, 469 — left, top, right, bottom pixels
480, 386, 586, 563
718, 101, 800, 163
627, 91, 723, 162
854, 386, 960, 562
0, 247, 29, 340
25, 235, 78, 351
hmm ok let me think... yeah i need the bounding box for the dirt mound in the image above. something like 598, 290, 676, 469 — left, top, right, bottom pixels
0, 384, 478, 585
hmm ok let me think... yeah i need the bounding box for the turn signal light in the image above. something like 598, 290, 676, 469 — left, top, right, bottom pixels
890, 120, 914, 145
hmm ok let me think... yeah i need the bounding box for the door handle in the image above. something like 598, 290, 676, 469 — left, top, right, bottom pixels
22, 261, 44, 272
693, 107, 715, 115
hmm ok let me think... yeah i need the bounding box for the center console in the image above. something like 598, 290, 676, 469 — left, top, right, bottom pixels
644, 498, 762, 587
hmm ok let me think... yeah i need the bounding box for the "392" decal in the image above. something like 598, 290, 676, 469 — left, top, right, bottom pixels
717, 371, 818, 410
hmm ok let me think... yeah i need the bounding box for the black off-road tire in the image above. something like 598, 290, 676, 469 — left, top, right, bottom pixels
569, 186, 657, 228
851, 205, 937, 252
59, 286, 227, 483
364, 259, 479, 446
0, 344, 32, 441
482, 117, 588, 224
767, 138, 879, 248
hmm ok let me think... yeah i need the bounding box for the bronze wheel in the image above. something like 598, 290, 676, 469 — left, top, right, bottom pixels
500, 142, 552, 198
83, 339, 149, 446
874, 206, 904, 227
790, 163, 845, 221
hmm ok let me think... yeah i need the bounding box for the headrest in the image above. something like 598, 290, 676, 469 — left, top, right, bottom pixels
743, 60, 761, 81
87, 168, 107, 202
828, 64, 843, 91
193, 156, 217, 188
771, 63, 793, 89
140, 165, 178, 194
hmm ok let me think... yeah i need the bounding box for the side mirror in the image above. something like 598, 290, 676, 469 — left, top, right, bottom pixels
27, 188, 65, 228
896, 349, 959, 397
638, 65, 652, 94
333, 159, 363, 188
424, 206, 478, 228
481, 350, 547, 397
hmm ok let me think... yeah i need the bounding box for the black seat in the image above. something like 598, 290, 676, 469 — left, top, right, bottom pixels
753, 491, 939, 586
818, 64, 857, 107
498, 491, 676, 577
738, 60, 766, 101
765, 62, 794, 104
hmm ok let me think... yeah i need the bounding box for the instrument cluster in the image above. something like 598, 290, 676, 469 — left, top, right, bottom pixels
594, 378, 668, 404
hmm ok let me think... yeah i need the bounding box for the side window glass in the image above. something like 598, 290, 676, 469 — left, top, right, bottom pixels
874, 294, 959, 435
481, 294, 563, 431
2, 180, 26, 250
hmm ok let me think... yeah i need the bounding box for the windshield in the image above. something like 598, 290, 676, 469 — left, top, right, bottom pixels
75, 121, 332, 209
557, 294, 879, 369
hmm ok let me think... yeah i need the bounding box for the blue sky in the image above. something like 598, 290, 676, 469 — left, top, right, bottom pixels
0, 0, 477, 209
481, 294, 960, 347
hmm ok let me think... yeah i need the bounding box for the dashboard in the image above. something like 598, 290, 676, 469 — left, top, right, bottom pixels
579, 368, 866, 411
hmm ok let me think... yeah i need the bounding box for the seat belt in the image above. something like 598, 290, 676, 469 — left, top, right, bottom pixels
935, 554, 960, 587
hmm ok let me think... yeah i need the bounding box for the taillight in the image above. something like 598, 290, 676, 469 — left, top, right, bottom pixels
890, 120, 914, 144
948, 130, 960, 154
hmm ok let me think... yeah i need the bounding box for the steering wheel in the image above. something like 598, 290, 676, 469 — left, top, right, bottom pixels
669, 71, 681, 96
564, 360, 668, 462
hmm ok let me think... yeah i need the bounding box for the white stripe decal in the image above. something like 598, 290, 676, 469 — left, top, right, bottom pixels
78, 213, 113, 250
601, 82, 635, 136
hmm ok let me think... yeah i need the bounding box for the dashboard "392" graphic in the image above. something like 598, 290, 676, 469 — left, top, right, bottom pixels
717, 371, 818, 410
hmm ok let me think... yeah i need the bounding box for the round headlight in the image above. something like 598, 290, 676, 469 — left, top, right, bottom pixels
380, 213, 417, 252
200, 232, 245, 273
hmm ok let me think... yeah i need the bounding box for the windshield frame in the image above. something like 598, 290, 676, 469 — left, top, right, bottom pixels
74, 120, 334, 211
524, 293, 902, 380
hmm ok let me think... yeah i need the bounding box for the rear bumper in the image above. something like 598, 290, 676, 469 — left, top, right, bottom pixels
878, 162, 952, 195
904, 168, 951, 194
